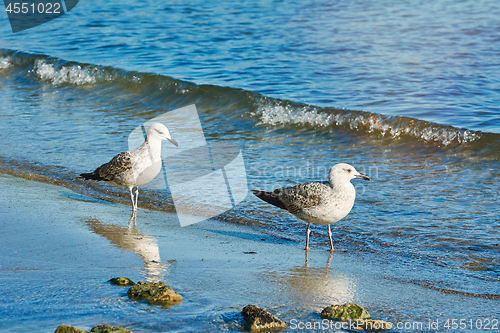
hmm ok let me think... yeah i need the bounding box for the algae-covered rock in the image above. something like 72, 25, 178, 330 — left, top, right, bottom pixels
108, 277, 135, 287
55, 325, 88, 333
241, 304, 288, 331
55, 324, 133, 333
320, 303, 371, 321
90, 324, 133, 333
354, 319, 392, 331
127, 281, 182, 307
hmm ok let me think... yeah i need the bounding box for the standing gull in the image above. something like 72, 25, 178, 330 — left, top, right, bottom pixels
253, 163, 369, 251
80, 123, 178, 213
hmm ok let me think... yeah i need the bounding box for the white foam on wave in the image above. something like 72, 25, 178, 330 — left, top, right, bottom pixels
253, 101, 333, 127
0, 56, 12, 69
252, 100, 481, 145
31, 59, 114, 86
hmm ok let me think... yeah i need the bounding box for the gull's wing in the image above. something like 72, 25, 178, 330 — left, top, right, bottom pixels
96, 151, 132, 181
252, 189, 287, 210
80, 151, 132, 182
253, 182, 330, 215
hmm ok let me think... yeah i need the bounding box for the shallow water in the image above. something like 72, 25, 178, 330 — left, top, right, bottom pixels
1, 175, 498, 333
0, 0, 499, 331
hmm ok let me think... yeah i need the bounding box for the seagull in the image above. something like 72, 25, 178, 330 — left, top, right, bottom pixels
252, 163, 369, 251
80, 123, 178, 213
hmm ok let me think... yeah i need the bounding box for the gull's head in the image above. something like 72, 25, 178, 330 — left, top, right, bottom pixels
147, 123, 178, 147
329, 163, 370, 182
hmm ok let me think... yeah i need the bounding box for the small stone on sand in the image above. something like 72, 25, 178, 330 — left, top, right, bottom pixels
108, 277, 135, 287
90, 324, 133, 333
241, 304, 288, 331
55, 325, 133, 333
320, 302, 371, 321
55, 325, 87, 333
127, 281, 182, 307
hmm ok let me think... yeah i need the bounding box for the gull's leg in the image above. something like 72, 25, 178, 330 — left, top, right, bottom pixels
134, 187, 139, 211
129, 187, 136, 212
328, 224, 334, 252
305, 223, 311, 250
305, 247, 309, 266
128, 212, 137, 230
326, 250, 333, 268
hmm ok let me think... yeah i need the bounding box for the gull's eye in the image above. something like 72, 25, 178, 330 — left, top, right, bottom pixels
347, 169, 352, 173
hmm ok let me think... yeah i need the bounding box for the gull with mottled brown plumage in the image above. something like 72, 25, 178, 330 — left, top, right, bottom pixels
252, 163, 370, 251
80, 123, 178, 214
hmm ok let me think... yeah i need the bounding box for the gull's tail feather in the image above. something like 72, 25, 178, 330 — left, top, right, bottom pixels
79, 172, 104, 181
252, 190, 287, 210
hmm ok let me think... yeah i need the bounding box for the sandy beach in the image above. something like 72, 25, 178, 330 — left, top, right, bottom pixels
1, 0, 500, 331
1, 173, 498, 332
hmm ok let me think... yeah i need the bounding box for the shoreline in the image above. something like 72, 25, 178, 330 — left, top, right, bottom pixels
1, 174, 498, 332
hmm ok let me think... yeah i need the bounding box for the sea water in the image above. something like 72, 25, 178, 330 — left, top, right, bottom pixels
0, 0, 499, 331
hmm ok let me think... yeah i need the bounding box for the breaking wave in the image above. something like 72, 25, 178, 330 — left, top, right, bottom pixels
251, 99, 484, 146
0, 56, 11, 69
31, 59, 119, 86
1, 48, 498, 153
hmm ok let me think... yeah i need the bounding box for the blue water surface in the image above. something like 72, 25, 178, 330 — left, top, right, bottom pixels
0, 0, 499, 132
0, 1, 499, 332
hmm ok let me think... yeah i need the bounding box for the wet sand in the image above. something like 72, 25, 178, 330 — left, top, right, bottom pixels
0, 174, 498, 332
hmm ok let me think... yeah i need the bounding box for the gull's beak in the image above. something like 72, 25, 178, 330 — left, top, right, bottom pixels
168, 138, 179, 147
355, 173, 370, 181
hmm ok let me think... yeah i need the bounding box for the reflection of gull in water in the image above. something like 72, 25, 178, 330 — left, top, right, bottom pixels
85, 217, 169, 282
262, 254, 354, 307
